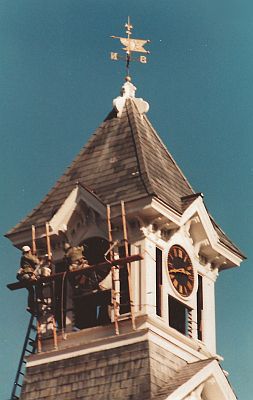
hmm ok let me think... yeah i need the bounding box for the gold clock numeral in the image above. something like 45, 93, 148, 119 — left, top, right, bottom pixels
182, 286, 188, 295
168, 254, 173, 263
187, 281, 193, 290
173, 279, 179, 288
168, 262, 173, 270
179, 285, 183, 294
178, 248, 183, 258
173, 247, 178, 257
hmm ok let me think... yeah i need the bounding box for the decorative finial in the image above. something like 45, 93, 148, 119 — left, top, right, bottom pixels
110, 17, 150, 80
113, 79, 149, 118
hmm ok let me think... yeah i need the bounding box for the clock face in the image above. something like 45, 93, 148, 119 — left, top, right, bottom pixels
167, 245, 194, 297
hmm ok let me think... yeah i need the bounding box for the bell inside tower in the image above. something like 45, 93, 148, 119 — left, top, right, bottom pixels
72, 236, 111, 330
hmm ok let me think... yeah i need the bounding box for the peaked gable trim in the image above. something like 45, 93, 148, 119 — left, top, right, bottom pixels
49, 183, 107, 235
152, 196, 244, 266
163, 359, 236, 400
181, 196, 244, 264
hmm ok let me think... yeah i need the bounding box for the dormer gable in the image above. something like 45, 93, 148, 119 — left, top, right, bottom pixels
147, 194, 245, 270
153, 359, 236, 400
49, 182, 107, 236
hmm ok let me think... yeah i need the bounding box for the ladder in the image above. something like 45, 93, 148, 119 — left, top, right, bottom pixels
31, 222, 57, 353
107, 201, 136, 335
10, 315, 37, 400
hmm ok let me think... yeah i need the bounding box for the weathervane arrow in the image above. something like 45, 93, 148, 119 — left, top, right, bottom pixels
112, 36, 150, 54
110, 17, 150, 79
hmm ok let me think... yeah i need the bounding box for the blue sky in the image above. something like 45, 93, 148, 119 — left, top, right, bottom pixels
0, 1, 252, 399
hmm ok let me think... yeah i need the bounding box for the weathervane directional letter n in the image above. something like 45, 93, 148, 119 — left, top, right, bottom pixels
111, 52, 118, 61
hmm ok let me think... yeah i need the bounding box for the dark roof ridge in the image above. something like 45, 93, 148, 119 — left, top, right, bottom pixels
142, 110, 195, 194
181, 192, 204, 201
125, 99, 155, 196
76, 181, 106, 206
210, 214, 246, 259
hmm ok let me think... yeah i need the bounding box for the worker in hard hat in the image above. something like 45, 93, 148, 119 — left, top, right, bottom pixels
16, 245, 41, 314
17, 245, 40, 280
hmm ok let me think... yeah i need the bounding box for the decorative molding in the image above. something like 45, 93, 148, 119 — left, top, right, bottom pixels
194, 239, 210, 258
49, 184, 106, 236
166, 360, 237, 400
187, 383, 204, 400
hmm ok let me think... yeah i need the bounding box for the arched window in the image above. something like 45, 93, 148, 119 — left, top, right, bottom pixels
73, 237, 111, 330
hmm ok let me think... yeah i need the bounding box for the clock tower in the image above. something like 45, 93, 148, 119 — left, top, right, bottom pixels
6, 21, 245, 400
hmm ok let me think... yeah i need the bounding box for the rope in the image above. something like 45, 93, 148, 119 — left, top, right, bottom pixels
61, 271, 67, 340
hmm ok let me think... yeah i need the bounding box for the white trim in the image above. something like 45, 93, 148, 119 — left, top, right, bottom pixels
180, 197, 242, 266
26, 315, 220, 368
165, 360, 236, 400
144, 315, 216, 361
27, 330, 148, 367
49, 184, 107, 234
151, 198, 181, 225
49, 186, 79, 233
181, 197, 218, 246
152, 196, 242, 267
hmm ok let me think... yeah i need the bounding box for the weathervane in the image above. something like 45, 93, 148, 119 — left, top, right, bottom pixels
111, 17, 150, 80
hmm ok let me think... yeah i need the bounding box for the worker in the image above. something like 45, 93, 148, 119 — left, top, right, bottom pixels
64, 242, 93, 292
64, 243, 88, 271
17, 245, 40, 280
39, 254, 54, 277
16, 245, 40, 314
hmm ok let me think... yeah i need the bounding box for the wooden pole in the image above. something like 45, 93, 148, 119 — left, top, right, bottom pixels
45, 222, 52, 260
7, 255, 143, 291
121, 201, 136, 330
107, 204, 119, 335
52, 316, 58, 350
31, 225, 36, 255
112, 264, 120, 328
45, 222, 58, 348
37, 320, 42, 353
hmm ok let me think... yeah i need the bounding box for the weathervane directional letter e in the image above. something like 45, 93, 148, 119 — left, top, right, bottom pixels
139, 55, 147, 63
111, 52, 118, 60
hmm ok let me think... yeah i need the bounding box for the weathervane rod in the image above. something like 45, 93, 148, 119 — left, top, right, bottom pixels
110, 17, 150, 81
125, 16, 132, 77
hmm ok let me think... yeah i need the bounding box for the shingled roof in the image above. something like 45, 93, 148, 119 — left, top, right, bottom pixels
6, 95, 195, 237
5, 84, 245, 260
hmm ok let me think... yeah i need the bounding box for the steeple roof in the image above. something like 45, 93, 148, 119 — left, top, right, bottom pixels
6, 88, 194, 236
5, 81, 245, 260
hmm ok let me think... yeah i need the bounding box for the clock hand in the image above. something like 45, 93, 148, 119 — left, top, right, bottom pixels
170, 268, 191, 275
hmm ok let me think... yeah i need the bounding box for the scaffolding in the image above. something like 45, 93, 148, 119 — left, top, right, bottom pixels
7, 202, 142, 398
